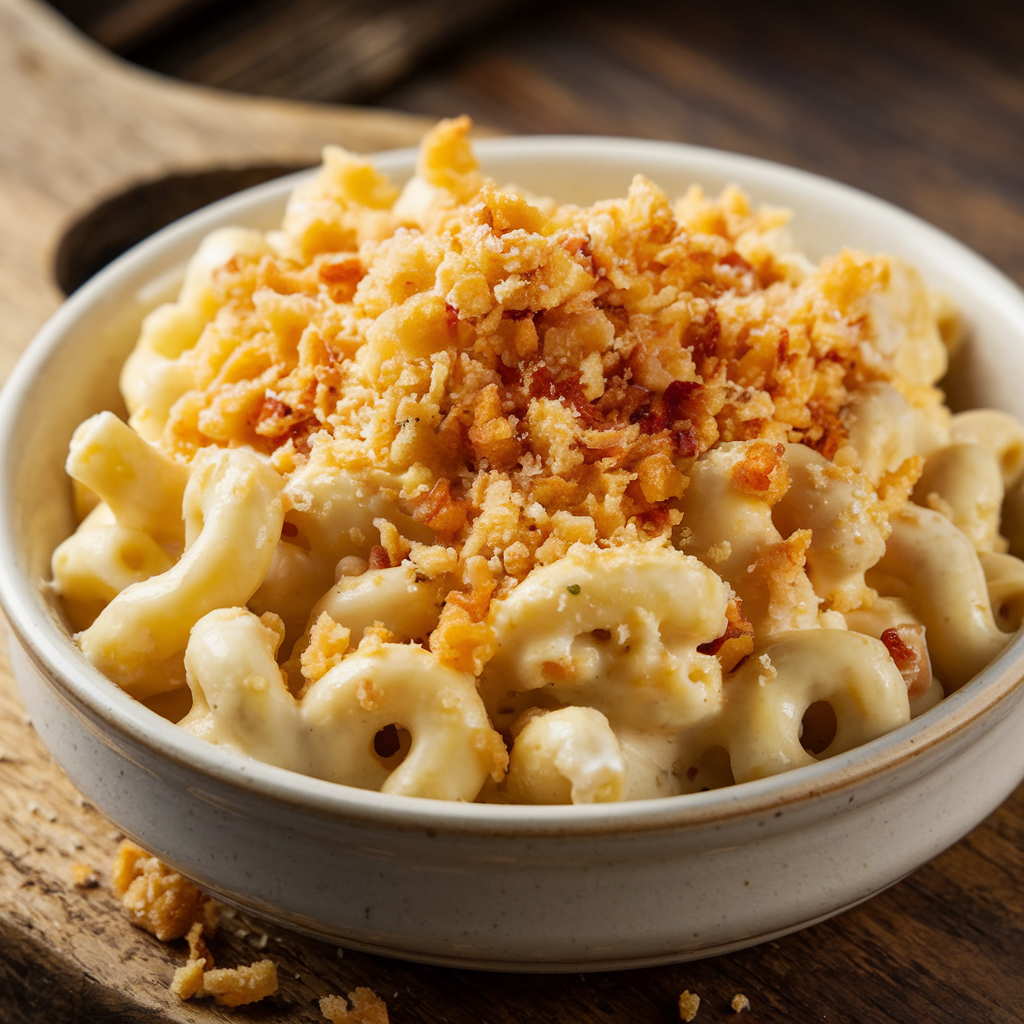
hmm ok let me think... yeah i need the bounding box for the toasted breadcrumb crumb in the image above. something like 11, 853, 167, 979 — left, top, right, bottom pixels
185, 919, 214, 968
731, 993, 751, 1013
70, 861, 99, 888
320, 987, 390, 1024
169, 958, 207, 1000
300, 611, 352, 685
679, 989, 701, 1021
201, 959, 278, 1007
110, 844, 277, 1009
112, 840, 207, 941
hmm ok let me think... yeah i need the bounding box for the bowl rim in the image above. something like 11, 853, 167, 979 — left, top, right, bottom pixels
3, 133, 1024, 839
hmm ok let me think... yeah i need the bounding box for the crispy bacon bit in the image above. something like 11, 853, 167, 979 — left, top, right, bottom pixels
672, 427, 699, 458
880, 627, 914, 666
610, 382, 652, 422
287, 422, 315, 455
631, 380, 704, 441
777, 328, 791, 361
411, 478, 469, 536
637, 507, 672, 534
526, 362, 559, 400
881, 624, 932, 700
256, 396, 291, 423
687, 308, 721, 362
368, 545, 392, 571
663, 379, 703, 421
697, 624, 745, 657
527, 363, 600, 424
253, 391, 318, 449
632, 403, 665, 435
720, 251, 754, 273
698, 599, 755, 672
495, 360, 524, 392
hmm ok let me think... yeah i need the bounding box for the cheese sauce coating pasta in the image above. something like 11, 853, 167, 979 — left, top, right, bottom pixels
52, 118, 1024, 802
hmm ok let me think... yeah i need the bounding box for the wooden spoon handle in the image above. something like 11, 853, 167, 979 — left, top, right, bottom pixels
0, 0, 432, 367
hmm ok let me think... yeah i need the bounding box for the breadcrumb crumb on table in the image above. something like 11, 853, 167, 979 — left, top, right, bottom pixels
168, 918, 279, 1007
679, 989, 701, 1021
169, 958, 207, 1000
320, 987, 390, 1024
731, 993, 751, 1013
108, 843, 282, 1008
70, 861, 99, 888
201, 959, 279, 1007
111, 840, 207, 941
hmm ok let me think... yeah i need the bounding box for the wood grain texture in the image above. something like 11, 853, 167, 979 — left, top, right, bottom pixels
110, 0, 519, 103
4, 0, 1024, 1020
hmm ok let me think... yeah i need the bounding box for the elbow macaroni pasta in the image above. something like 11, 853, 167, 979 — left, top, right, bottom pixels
51, 118, 1024, 803
181, 607, 504, 801
77, 447, 283, 699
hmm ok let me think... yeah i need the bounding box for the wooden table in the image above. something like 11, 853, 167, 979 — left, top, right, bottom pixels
3, 0, 1024, 1019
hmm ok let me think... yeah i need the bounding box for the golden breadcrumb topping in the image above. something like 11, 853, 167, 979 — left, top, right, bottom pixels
149, 116, 945, 663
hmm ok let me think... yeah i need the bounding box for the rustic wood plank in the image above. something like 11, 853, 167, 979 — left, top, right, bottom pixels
46, 0, 220, 51
53, 0, 221, 52
88, 0, 518, 102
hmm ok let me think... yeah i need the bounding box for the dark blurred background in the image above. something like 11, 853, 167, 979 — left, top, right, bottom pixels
44, 0, 1024, 286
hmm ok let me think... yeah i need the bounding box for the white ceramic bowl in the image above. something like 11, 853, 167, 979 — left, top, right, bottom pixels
3, 138, 1024, 972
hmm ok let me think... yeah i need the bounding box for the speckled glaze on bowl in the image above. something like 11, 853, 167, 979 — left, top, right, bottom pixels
2, 138, 1024, 972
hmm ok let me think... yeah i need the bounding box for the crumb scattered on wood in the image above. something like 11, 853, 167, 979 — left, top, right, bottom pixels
112, 840, 208, 941
679, 989, 701, 1021
110, 841, 279, 1007
321, 987, 390, 1024
731, 993, 751, 1013
171, 917, 278, 1007
108, 845, 393, 1013
170, 958, 208, 1000
70, 861, 99, 888
200, 959, 279, 1007
185, 920, 214, 968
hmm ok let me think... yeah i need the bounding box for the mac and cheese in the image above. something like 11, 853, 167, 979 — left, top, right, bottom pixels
52, 117, 1024, 802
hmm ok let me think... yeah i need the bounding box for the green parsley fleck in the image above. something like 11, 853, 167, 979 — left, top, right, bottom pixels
567, 584, 581, 595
